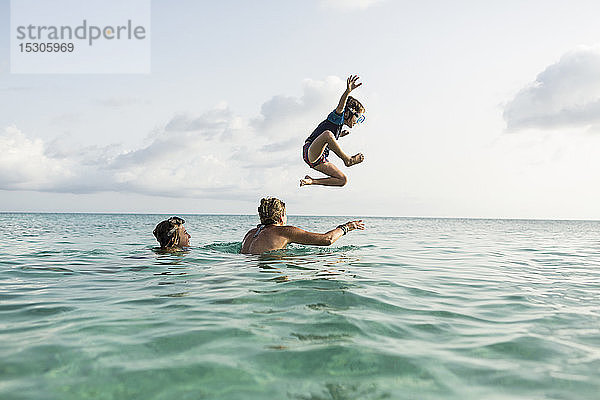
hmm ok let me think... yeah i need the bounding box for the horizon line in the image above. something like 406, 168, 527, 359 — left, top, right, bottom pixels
1, 211, 599, 223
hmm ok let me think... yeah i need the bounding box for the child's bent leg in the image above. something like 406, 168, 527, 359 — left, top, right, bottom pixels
301, 162, 347, 187
307, 131, 352, 165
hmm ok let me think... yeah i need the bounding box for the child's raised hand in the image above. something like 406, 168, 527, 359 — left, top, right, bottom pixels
346, 75, 362, 92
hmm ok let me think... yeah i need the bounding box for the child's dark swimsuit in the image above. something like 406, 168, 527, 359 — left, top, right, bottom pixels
303, 110, 344, 167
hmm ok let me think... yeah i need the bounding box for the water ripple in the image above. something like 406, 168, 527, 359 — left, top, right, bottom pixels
1, 214, 600, 399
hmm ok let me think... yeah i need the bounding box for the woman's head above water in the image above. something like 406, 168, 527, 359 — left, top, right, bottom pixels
153, 216, 191, 249
258, 197, 287, 225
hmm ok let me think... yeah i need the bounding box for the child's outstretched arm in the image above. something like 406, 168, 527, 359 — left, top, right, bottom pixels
335, 75, 362, 114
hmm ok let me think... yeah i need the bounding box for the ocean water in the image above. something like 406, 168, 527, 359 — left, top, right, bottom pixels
1, 213, 599, 400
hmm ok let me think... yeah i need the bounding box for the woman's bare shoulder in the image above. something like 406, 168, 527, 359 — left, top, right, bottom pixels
240, 228, 259, 253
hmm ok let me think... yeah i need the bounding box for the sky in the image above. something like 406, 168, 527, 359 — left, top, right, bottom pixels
1, 0, 600, 219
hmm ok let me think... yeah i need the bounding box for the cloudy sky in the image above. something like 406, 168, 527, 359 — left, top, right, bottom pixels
2, 0, 600, 219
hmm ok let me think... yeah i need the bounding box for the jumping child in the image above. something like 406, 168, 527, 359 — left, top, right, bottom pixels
300, 75, 365, 187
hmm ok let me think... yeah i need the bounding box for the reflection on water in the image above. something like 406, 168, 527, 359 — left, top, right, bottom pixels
252, 244, 363, 283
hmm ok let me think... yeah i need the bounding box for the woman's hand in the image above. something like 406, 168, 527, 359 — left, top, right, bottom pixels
346, 75, 362, 93
344, 220, 365, 232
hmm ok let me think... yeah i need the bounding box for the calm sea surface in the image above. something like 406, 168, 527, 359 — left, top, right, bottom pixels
1, 213, 599, 399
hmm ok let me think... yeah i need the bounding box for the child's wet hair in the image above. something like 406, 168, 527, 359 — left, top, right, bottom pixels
258, 197, 285, 225
346, 96, 365, 114
153, 216, 185, 248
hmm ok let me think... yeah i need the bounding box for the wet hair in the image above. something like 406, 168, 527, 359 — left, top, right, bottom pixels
345, 96, 365, 114
258, 197, 285, 225
153, 216, 186, 248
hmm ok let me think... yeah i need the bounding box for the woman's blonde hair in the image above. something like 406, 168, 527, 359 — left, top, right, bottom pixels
258, 197, 285, 225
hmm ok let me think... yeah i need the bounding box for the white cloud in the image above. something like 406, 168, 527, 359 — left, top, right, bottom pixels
0, 77, 345, 200
504, 46, 600, 131
320, 0, 385, 11
164, 104, 235, 137
0, 126, 75, 191
252, 76, 343, 138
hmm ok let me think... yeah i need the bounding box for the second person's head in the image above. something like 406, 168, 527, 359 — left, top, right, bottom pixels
153, 216, 191, 249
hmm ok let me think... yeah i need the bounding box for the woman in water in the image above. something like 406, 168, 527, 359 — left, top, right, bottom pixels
153, 216, 191, 250
241, 197, 364, 254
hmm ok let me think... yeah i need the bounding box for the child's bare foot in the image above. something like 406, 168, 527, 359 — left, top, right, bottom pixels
300, 175, 313, 187
344, 153, 364, 167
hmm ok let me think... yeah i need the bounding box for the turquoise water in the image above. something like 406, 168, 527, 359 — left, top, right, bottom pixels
1, 213, 599, 399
